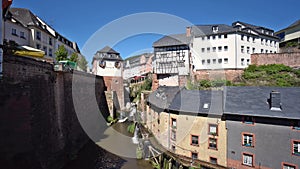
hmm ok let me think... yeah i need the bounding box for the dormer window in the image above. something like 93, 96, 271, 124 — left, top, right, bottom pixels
268, 91, 282, 111
212, 26, 219, 33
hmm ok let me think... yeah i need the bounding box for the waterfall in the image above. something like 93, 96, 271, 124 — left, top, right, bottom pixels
132, 123, 139, 144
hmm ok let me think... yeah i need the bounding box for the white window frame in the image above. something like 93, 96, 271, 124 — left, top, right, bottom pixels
243, 154, 253, 166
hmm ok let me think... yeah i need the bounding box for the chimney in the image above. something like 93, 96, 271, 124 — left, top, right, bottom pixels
186, 26, 191, 37
269, 91, 282, 111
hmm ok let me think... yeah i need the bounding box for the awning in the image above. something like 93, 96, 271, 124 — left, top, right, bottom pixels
13, 46, 45, 58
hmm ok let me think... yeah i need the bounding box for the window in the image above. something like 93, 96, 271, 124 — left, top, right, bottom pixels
243, 153, 253, 166
191, 135, 199, 146
11, 28, 17, 36
283, 163, 296, 169
207, 47, 210, 53
209, 124, 218, 135
212, 35, 216, 40
266, 39, 269, 46
191, 152, 198, 159
202, 60, 205, 65
241, 35, 245, 40
36, 31, 41, 40
243, 133, 254, 147
247, 47, 250, 54
49, 37, 52, 45
171, 130, 176, 141
247, 36, 250, 42
261, 49, 264, 53
261, 38, 264, 45
201, 48, 205, 53
36, 43, 41, 49
243, 116, 254, 125
43, 46, 47, 55
210, 157, 217, 164
207, 59, 211, 64
224, 34, 227, 38
207, 36, 210, 40
171, 118, 177, 129
213, 47, 216, 52
270, 40, 273, 47
49, 48, 53, 57
218, 46, 222, 52
171, 145, 176, 152
247, 59, 250, 65
241, 46, 245, 53
266, 50, 268, 53
224, 58, 228, 64
253, 37, 256, 43
252, 48, 256, 54
224, 46, 228, 51
293, 141, 300, 156
218, 35, 222, 39
218, 58, 222, 64
212, 59, 216, 64
241, 58, 245, 66
202, 37, 205, 40
209, 138, 217, 149
20, 31, 25, 39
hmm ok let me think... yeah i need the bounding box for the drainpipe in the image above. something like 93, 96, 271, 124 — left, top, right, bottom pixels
235, 30, 238, 69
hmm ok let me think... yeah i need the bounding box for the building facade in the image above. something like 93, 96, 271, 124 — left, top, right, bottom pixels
92, 46, 124, 109
191, 21, 279, 71
146, 87, 227, 168
123, 53, 153, 80
276, 19, 300, 52
224, 87, 300, 169
4, 8, 81, 62
152, 34, 191, 87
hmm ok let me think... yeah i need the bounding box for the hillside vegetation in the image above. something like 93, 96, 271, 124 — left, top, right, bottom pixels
187, 64, 300, 90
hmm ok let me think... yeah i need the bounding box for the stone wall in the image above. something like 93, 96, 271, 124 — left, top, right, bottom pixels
0, 55, 109, 169
251, 52, 300, 67
193, 69, 244, 81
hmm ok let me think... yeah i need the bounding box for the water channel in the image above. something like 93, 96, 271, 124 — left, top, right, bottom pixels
62, 121, 154, 169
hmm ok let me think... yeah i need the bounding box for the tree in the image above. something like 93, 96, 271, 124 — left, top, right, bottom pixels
77, 55, 88, 72
55, 45, 68, 61
70, 52, 79, 62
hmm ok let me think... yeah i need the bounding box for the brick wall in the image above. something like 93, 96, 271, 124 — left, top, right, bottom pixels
0, 55, 109, 169
194, 69, 244, 81
251, 52, 300, 67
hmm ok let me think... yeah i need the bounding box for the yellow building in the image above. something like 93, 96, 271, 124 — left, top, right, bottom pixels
146, 87, 227, 167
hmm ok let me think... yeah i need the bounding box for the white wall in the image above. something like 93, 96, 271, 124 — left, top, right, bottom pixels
4, 20, 30, 46
29, 27, 55, 58
192, 33, 279, 70
96, 60, 122, 77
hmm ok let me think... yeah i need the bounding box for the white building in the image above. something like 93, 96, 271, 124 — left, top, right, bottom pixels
4, 8, 81, 62
191, 21, 279, 70
123, 53, 153, 80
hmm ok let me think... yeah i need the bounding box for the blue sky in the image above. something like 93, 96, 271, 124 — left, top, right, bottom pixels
12, 0, 300, 65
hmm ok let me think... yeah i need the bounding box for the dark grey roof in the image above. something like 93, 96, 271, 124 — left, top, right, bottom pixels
232, 21, 274, 32
93, 46, 123, 61
224, 86, 300, 120
168, 89, 223, 116
192, 24, 236, 37
9, 8, 38, 27
148, 86, 182, 110
153, 34, 190, 47
125, 53, 153, 67
288, 19, 300, 28
98, 46, 119, 54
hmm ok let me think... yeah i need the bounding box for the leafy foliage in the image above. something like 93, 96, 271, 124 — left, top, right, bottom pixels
55, 45, 68, 61
78, 55, 88, 71
70, 52, 79, 62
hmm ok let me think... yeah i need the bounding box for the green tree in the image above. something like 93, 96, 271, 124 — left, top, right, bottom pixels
70, 52, 79, 62
77, 55, 88, 71
55, 45, 68, 61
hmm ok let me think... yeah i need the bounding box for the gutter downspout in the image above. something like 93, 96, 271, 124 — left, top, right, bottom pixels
235, 30, 238, 69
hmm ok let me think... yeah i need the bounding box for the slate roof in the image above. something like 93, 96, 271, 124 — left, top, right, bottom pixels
232, 21, 274, 31
224, 86, 300, 120
168, 89, 223, 116
153, 34, 190, 47
288, 19, 300, 28
147, 86, 182, 110
93, 46, 123, 61
192, 24, 236, 37
125, 53, 153, 67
